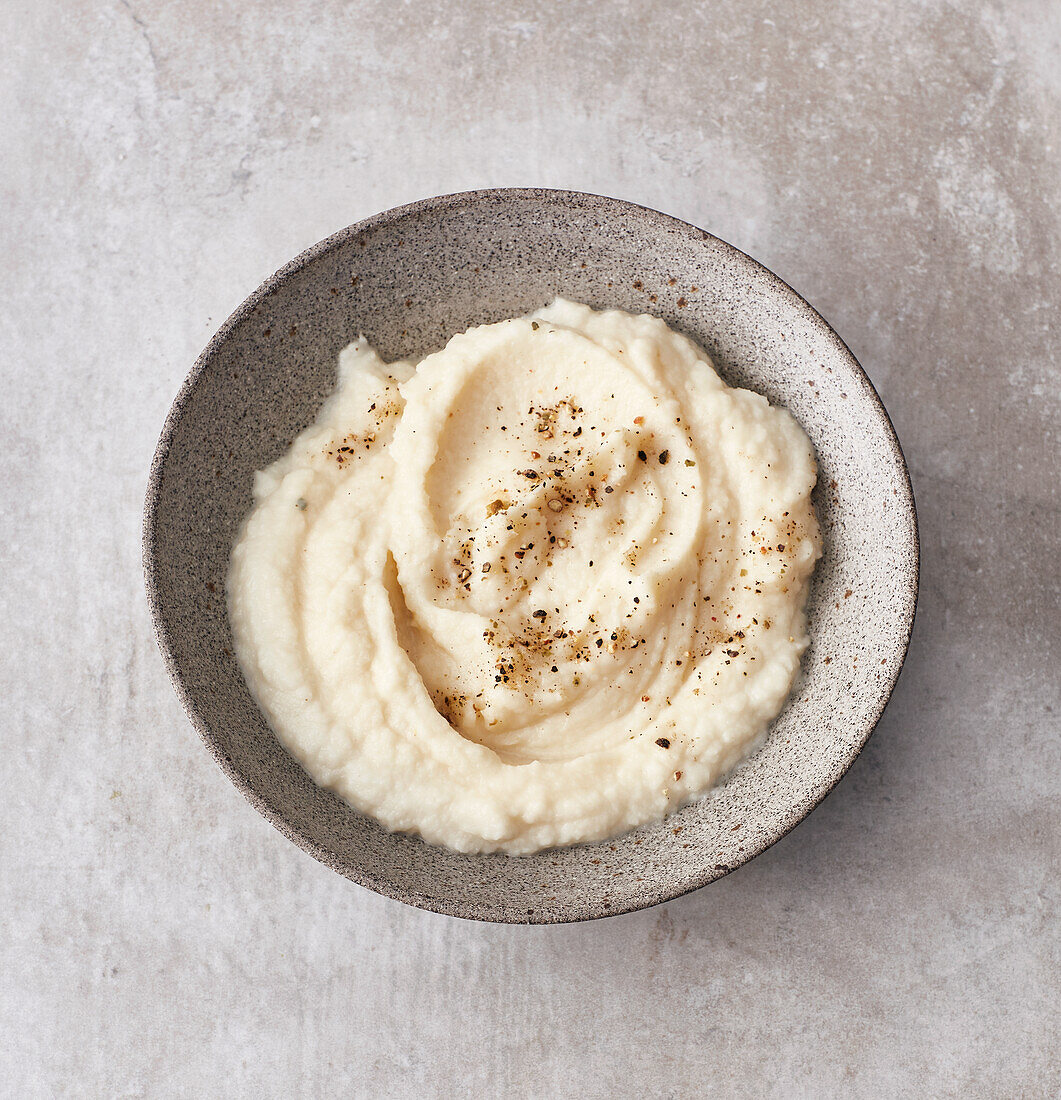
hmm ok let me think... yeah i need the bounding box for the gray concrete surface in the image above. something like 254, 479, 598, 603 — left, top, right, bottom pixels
3, 1, 1058, 1096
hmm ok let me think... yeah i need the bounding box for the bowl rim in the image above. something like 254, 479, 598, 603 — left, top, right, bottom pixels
143, 187, 920, 924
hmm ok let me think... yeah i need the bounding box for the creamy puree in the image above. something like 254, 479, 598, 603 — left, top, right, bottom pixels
228, 300, 821, 854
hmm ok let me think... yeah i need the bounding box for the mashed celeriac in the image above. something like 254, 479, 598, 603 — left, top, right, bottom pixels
228, 299, 821, 854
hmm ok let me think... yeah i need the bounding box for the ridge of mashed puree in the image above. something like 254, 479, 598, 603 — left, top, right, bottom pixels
228, 299, 822, 855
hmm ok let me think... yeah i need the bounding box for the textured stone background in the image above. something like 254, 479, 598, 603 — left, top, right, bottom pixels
3, 1, 1059, 1096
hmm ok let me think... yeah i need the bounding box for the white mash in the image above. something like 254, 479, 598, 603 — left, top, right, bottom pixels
228, 300, 821, 854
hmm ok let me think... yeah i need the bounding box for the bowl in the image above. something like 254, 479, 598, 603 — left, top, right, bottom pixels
144, 188, 918, 923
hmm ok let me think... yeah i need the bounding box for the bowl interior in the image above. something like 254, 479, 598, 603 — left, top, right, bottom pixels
145, 189, 917, 923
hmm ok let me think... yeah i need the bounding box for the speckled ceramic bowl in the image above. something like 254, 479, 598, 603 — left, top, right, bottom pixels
144, 189, 917, 923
